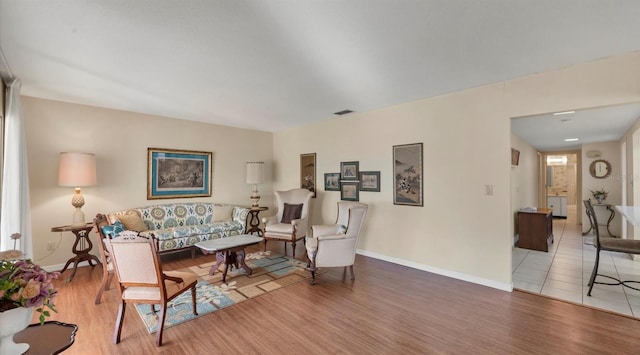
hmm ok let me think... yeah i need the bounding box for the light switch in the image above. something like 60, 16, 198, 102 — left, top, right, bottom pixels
485, 184, 493, 195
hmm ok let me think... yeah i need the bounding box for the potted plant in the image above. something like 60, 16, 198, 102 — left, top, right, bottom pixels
590, 188, 608, 204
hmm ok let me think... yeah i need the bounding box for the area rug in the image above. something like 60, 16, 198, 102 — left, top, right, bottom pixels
134, 251, 314, 333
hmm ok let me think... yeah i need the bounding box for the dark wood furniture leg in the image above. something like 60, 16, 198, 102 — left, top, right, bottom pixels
57, 225, 102, 281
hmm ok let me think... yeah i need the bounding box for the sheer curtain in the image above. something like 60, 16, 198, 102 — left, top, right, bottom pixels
0, 78, 32, 257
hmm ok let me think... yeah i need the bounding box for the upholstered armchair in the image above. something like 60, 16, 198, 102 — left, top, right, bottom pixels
106, 234, 198, 347
306, 202, 368, 284
262, 188, 314, 259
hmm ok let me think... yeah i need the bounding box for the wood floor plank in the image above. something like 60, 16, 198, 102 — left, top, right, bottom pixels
38, 243, 640, 354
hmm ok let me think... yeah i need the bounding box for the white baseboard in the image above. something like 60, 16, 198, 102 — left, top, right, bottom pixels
42, 260, 97, 273
356, 249, 513, 292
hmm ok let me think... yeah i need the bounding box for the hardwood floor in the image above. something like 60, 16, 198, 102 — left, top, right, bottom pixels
41, 242, 640, 354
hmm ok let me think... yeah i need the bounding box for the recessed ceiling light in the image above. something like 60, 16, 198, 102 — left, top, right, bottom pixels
553, 110, 575, 115
564, 138, 579, 142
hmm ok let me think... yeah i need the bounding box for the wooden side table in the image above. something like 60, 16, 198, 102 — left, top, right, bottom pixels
14, 321, 78, 355
51, 222, 101, 281
246, 207, 268, 236
517, 208, 554, 252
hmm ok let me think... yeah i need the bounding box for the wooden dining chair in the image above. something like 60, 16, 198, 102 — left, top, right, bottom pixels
105, 234, 198, 346
584, 199, 640, 296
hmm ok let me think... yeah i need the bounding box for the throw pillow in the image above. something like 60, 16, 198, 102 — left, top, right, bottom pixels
212, 205, 234, 222
337, 224, 347, 234
101, 220, 126, 238
281, 203, 303, 224
117, 212, 149, 232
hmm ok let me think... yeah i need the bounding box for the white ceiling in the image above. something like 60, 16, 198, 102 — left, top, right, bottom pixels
1, 1, 640, 132
511, 103, 640, 152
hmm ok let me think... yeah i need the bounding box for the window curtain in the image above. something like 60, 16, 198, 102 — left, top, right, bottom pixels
0, 78, 32, 257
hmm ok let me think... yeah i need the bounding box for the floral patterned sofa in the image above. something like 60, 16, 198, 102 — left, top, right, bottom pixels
95, 202, 249, 257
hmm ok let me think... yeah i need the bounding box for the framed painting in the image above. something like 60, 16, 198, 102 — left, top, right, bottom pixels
340, 181, 359, 201
340, 161, 359, 180
393, 143, 423, 206
147, 148, 212, 199
359, 171, 381, 192
300, 153, 316, 198
324, 173, 341, 191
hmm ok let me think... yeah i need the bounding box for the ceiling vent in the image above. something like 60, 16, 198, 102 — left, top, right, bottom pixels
334, 109, 354, 116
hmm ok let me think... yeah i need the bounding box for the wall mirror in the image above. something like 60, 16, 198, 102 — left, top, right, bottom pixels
589, 159, 611, 179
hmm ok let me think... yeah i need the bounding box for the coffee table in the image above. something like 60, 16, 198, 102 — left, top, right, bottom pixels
195, 234, 263, 282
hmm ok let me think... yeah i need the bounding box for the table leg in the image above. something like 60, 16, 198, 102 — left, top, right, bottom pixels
209, 251, 227, 277
236, 249, 253, 276
60, 226, 101, 282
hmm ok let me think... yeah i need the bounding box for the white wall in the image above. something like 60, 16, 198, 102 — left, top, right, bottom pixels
23, 97, 273, 267
273, 51, 640, 291
510, 133, 539, 230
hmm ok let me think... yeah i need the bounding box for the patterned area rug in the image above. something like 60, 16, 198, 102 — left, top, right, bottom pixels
135, 251, 313, 333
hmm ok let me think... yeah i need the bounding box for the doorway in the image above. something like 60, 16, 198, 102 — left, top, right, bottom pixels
543, 153, 579, 221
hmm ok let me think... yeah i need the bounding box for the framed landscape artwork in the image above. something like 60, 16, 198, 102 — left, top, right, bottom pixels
324, 173, 340, 191
300, 153, 317, 198
393, 143, 423, 206
340, 181, 359, 201
147, 148, 212, 199
359, 171, 380, 192
340, 161, 359, 180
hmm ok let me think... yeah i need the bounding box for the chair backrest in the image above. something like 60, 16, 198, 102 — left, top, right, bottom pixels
106, 236, 163, 290
275, 188, 314, 222
335, 202, 367, 228
345, 204, 368, 239
583, 199, 601, 248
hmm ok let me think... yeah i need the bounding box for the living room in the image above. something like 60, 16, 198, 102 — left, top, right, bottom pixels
3, 2, 640, 353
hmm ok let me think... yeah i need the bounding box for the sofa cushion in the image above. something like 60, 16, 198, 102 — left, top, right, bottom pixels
117, 212, 149, 232
212, 205, 234, 222
281, 203, 303, 224
101, 220, 126, 238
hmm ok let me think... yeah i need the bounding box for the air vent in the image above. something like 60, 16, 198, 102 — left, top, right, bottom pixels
334, 109, 354, 116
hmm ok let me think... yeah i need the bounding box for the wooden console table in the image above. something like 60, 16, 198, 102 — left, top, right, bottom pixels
517, 208, 554, 252
51, 222, 101, 281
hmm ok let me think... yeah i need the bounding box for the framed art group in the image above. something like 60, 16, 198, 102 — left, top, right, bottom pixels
323, 161, 381, 201
147, 148, 212, 200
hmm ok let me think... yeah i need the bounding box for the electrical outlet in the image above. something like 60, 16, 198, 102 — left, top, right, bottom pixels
47, 242, 56, 251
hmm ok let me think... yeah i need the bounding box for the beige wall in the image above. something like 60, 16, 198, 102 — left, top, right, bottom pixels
23, 97, 273, 267
581, 141, 622, 236
274, 51, 640, 290
510, 133, 539, 237
22, 50, 640, 289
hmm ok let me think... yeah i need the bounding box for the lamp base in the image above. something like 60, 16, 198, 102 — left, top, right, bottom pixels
250, 184, 260, 208
71, 207, 86, 226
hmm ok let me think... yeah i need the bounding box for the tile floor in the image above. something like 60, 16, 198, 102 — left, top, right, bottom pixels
512, 205, 640, 318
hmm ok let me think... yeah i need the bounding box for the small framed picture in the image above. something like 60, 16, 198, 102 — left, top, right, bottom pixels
340, 181, 359, 201
324, 173, 341, 191
340, 161, 359, 180
359, 171, 380, 192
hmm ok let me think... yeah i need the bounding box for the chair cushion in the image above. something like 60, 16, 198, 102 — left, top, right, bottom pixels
117, 213, 149, 232
281, 203, 303, 223
212, 205, 234, 222
101, 221, 126, 238
265, 223, 294, 234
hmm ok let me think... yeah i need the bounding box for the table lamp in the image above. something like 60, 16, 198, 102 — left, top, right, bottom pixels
58, 152, 97, 226
246, 161, 264, 208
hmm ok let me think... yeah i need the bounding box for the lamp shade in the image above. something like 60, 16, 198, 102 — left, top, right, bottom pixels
58, 152, 97, 187
246, 162, 264, 184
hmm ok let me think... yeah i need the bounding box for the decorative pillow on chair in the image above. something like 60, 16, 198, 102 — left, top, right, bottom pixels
212, 205, 234, 222
281, 203, 303, 224
116, 212, 149, 232
101, 220, 126, 238
337, 224, 347, 234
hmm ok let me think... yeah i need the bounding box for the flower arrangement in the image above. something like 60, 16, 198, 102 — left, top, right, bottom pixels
0, 235, 60, 325
590, 188, 608, 203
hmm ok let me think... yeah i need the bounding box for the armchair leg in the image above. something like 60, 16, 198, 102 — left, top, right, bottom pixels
113, 301, 126, 344
292, 241, 296, 259
156, 305, 167, 346
349, 265, 355, 280
264, 239, 267, 252
311, 269, 316, 285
